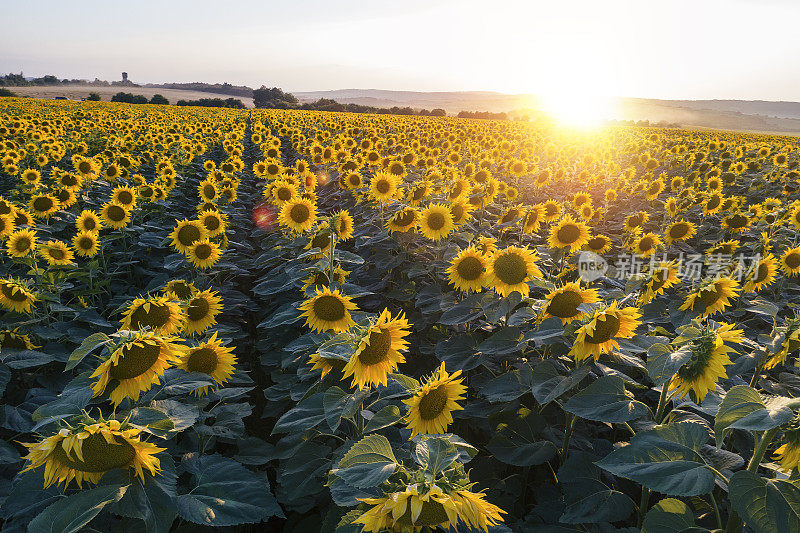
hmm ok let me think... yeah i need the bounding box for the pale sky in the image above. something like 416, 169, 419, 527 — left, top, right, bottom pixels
3, 0, 800, 100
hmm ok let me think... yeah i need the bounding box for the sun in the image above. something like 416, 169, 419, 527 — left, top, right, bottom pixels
539, 90, 616, 128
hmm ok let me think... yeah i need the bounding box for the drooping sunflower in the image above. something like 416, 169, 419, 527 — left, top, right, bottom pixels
120, 295, 186, 335
523, 204, 544, 233
623, 211, 649, 232
569, 301, 641, 362
782, 247, 800, 276
72, 230, 100, 257
449, 198, 474, 226
0, 213, 14, 239
639, 262, 681, 304
446, 246, 487, 293
774, 415, 800, 473
100, 202, 131, 229
76, 209, 103, 233
0, 328, 39, 351
40, 240, 74, 266
679, 277, 740, 318
404, 362, 467, 437
176, 332, 236, 396
278, 198, 317, 233
542, 282, 600, 324
307, 352, 347, 378
28, 194, 60, 219
183, 289, 223, 335
664, 220, 697, 245
342, 309, 410, 390
0, 277, 37, 314
186, 239, 222, 269
722, 212, 751, 233
485, 246, 541, 298
668, 323, 742, 402
169, 218, 208, 254
386, 207, 419, 234
355, 485, 505, 532
418, 203, 455, 241
369, 171, 400, 203
21, 418, 164, 489
333, 210, 354, 241
161, 279, 197, 301
91, 331, 183, 405
299, 287, 358, 333
743, 253, 778, 292
548, 216, 591, 252
198, 209, 227, 237
6, 228, 37, 257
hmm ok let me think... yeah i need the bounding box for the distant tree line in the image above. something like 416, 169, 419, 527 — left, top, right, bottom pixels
0, 73, 137, 87
456, 110, 508, 120
108, 92, 245, 108
176, 97, 246, 109
145, 82, 254, 98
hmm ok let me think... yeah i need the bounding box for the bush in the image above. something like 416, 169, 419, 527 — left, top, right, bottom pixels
86, 92, 101, 101
0, 88, 16, 97
149, 94, 169, 105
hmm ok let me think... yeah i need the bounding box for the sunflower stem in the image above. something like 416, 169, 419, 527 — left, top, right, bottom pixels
327, 228, 336, 288
637, 487, 650, 528
560, 412, 576, 461
654, 384, 671, 423
725, 427, 778, 533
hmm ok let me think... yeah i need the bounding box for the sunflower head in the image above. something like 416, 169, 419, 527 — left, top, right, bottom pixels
0, 277, 37, 314
386, 208, 419, 234
485, 246, 541, 298
177, 332, 236, 396
543, 282, 600, 324
162, 279, 198, 301
446, 246, 487, 293
403, 363, 467, 437
183, 289, 223, 335
342, 309, 411, 390
187, 239, 222, 270
299, 287, 358, 333
548, 215, 591, 253
418, 203, 455, 241
73, 230, 100, 257
6, 228, 37, 257
569, 301, 641, 362
120, 295, 186, 334
679, 277, 740, 318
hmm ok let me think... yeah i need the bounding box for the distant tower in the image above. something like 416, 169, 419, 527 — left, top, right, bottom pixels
122, 72, 128, 82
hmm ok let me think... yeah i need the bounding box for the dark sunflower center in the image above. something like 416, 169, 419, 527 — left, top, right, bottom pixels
650, 270, 668, 292
277, 188, 292, 201
130, 303, 172, 329
706, 196, 720, 210
79, 236, 95, 250
1, 334, 28, 350
187, 347, 219, 374
357, 328, 392, 365
394, 210, 416, 227
78, 161, 92, 173
187, 297, 210, 322
426, 212, 446, 231
117, 191, 133, 205
1, 284, 28, 302
547, 290, 583, 318
203, 215, 220, 231
107, 205, 126, 222
456, 256, 484, 281
557, 224, 581, 245
52, 433, 135, 473
629, 214, 643, 226
787, 253, 800, 270
14, 237, 32, 252
311, 232, 330, 250
110, 341, 161, 379
49, 247, 66, 260
697, 284, 724, 309
33, 197, 54, 212
177, 225, 201, 246
290, 203, 310, 223
376, 180, 391, 194
82, 217, 97, 230
727, 215, 748, 229
203, 184, 216, 198
669, 223, 688, 239
585, 313, 621, 344
168, 282, 193, 299
451, 204, 464, 222
312, 294, 346, 322
587, 237, 607, 250
754, 263, 770, 283
639, 237, 654, 252
494, 253, 527, 285
418, 385, 448, 420
194, 244, 212, 260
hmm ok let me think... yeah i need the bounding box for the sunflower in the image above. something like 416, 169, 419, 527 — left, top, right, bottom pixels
162, 279, 198, 300
418, 203, 455, 241
639, 262, 681, 304
664, 220, 697, 245
668, 323, 742, 402
0, 213, 14, 239
523, 204, 544, 233
369, 171, 400, 203
40, 240, 74, 266
446, 247, 487, 293
449, 199, 474, 226
278, 198, 317, 233
91, 330, 184, 405
485, 246, 541, 298
623, 211, 649, 232
355, 485, 505, 532
187, 239, 222, 269
307, 352, 347, 378
743, 253, 778, 292
633, 232, 662, 257
548, 216, 591, 252
782, 247, 800, 276
183, 289, 223, 335
198, 180, 218, 202
72, 230, 100, 257
28, 194, 60, 219
169, 218, 207, 254
111, 186, 137, 209
176, 332, 236, 396
334, 210, 354, 241
774, 416, 800, 473
542, 282, 600, 324
120, 295, 186, 334
299, 287, 358, 333
0, 277, 37, 314
403, 363, 466, 437
569, 301, 641, 362
270, 180, 298, 204
342, 309, 410, 390
6, 228, 37, 257
788, 204, 800, 229
722, 212, 751, 233
542, 200, 562, 222
0, 328, 39, 351
73, 209, 100, 234
383, 208, 417, 234
584, 234, 612, 254
100, 202, 131, 229
198, 209, 227, 237
21, 418, 164, 489
679, 277, 740, 318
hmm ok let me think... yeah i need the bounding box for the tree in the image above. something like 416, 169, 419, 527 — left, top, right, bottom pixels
253, 86, 298, 108
86, 92, 101, 101
149, 94, 169, 105
0, 88, 16, 97
430, 108, 446, 117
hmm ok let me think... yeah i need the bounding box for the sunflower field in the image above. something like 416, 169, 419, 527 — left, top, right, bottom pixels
2, 97, 800, 533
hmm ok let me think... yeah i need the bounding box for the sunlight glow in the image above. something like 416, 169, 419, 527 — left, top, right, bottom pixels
539, 90, 616, 129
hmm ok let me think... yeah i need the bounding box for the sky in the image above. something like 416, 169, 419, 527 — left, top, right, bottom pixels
3, 0, 800, 101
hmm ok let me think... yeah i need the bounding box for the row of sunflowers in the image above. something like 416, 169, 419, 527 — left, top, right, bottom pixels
2, 97, 800, 532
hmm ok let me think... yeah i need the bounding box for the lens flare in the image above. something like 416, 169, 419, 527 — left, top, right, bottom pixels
252, 200, 278, 230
